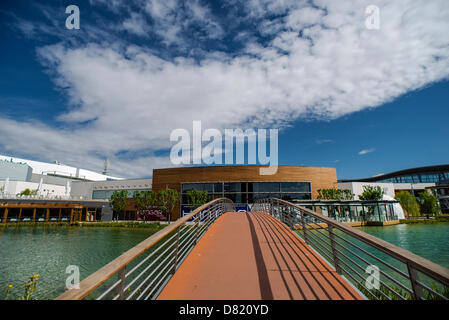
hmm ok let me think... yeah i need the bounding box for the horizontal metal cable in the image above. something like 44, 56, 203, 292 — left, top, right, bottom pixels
125, 240, 178, 299
141, 255, 176, 300
332, 240, 413, 295
332, 246, 407, 300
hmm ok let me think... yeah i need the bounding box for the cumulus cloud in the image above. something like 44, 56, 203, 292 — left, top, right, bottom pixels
2, 0, 449, 177
122, 13, 150, 37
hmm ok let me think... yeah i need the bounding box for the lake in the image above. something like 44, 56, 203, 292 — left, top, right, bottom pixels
358, 223, 449, 269
0, 226, 159, 300
1, 222, 448, 300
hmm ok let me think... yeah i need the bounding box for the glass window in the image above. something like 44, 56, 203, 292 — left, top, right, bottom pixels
181, 183, 213, 193
203, 183, 214, 192
280, 193, 312, 201
252, 182, 280, 192
224, 194, 237, 203
182, 183, 198, 192
224, 183, 243, 192
213, 183, 223, 193
280, 182, 311, 192
253, 193, 279, 199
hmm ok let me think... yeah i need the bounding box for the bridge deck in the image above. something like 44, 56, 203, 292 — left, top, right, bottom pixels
158, 212, 364, 300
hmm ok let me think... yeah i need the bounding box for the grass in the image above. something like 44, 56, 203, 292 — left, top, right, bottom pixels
74, 221, 166, 230
356, 282, 449, 300
4, 274, 40, 300
400, 216, 449, 224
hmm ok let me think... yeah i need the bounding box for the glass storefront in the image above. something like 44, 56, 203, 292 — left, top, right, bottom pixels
92, 189, 151, 199
296, 200, 398, 223
181, 181, 312, 207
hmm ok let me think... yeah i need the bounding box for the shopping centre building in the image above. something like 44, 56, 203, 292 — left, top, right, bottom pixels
1, 154, 448, 222
151, 165, 336, 220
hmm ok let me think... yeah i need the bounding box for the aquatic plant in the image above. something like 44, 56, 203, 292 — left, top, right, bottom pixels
3, 274, 40, 300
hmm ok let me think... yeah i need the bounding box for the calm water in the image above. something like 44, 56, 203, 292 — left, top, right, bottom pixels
1, 223, 448, 300
0, 226, 158, 300
358, 223, 449, 269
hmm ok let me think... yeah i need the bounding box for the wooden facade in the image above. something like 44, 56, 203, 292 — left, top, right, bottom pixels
152, 165, 337, 220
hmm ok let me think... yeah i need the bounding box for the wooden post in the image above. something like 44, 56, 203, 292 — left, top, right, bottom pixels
116, 267, 126, 300
2, 208, 8, 223
58, 208, 62, 222
18, 208, 22, 222
69, 208, 73, 223
46, 208, 50, 222
94, 208, 97, 222
32, 208, 37, 223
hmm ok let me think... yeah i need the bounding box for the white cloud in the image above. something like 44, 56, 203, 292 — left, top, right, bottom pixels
359, 148, 375, 155
122, 13, 149, 37
2, 0, 449, 177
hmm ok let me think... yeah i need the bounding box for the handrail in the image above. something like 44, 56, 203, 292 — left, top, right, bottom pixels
253, 197, 449, 300
56, 198, 234, 300
281, 198, 449, 282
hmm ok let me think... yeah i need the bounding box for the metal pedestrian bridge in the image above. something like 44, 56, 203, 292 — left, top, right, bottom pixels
56, 198, 449, 300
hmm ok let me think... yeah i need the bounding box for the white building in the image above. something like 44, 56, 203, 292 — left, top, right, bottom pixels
0, 155, 121, 181
71, 178, 152, 200
337, 182, 396, 199
338, 164, 449, 202
0, 154, 122, 198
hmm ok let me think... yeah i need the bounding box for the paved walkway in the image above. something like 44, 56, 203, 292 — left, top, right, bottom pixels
158, 212, 364, 300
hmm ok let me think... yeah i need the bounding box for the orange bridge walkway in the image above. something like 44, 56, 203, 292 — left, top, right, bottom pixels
158, 212, 364, 300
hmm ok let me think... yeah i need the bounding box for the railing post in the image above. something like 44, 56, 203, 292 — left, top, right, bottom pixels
407, 263, 425, 299
301, 209, 308, 244
117, 266, 126, 300
289, 207, 295, 229
195, 213, 200, 244
328, 225, 342, 274
281, 205, 285, 224
173, 226, 180, 273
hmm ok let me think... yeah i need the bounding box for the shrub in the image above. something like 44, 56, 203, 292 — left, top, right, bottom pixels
359, 186, 384, 201
395, 191, 420, 217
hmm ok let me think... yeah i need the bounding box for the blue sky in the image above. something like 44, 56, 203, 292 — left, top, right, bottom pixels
0, 0, 448, 179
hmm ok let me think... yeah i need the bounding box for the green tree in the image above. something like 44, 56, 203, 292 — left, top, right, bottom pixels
157, 189, 179, 222
359, 186, 384, 201
395, 191, 420, 217
110, 190, 128, 221
419, 190, 440, 216
186, 190, 209, 211
17, 188, 38, 196
133, 190, 157, 221
317, 188, 354, 200
358, 186, 384, 222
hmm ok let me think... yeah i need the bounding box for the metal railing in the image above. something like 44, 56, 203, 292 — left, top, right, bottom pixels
253, 198, 449, 300
55, 198, 235, 300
